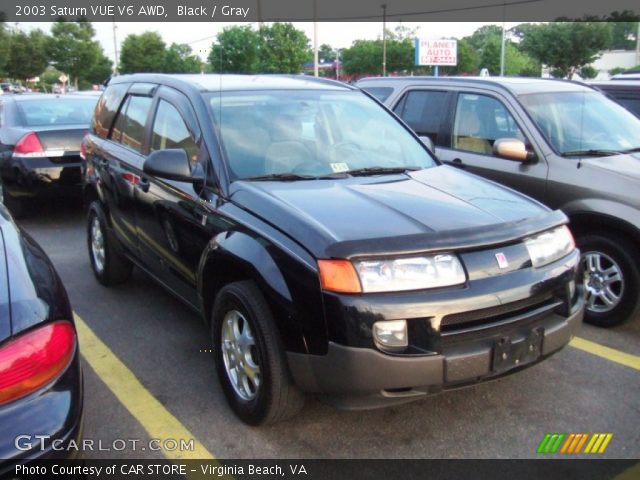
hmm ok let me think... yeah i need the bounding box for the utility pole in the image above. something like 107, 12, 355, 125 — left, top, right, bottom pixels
382, 4, 387, 76
313, 0, 319, 77
500, 21, 506, 76
636, 22, 640, 67
336, 49, 340, 81
112, 21, 119, 75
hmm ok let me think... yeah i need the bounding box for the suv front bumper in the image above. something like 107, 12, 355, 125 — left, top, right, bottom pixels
287, 250, 584, 408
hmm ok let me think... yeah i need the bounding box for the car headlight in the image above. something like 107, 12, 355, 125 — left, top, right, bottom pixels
354, 254, 466, 293
524, 225, 575, 268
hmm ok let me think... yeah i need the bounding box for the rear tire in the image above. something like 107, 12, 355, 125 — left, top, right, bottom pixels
577, 233, 640, 327
87, 201, 133, 286
212, 280, 304, 425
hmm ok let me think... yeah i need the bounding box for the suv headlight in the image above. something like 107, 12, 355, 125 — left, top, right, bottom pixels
354, 254, 466, 293
524, 225, 575, 268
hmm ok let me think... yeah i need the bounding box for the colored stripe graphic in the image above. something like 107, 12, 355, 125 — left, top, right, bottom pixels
540, 433, 613, 454
537, 433, 566, 454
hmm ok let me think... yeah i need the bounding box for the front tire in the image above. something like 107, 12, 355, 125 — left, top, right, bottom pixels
212, 281, 304, 425
87, 201, 133, 286
577, 233, 640, 327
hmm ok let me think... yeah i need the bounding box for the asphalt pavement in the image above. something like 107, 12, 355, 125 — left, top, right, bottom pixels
18, 202, 640, 460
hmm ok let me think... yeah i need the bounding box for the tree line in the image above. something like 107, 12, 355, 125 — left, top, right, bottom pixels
0, 15, 637, 91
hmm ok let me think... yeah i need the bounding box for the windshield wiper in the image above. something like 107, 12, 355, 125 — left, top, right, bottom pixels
344, 166, 422, 176
561, 149, 623, 157
243, 173, 319, 181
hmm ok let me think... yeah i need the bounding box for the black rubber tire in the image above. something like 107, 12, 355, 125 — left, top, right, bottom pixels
212, 280, 304, 425
87, 201, 133, 286
577, 233, 640, 327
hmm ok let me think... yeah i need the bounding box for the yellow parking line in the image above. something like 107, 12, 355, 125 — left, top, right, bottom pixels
73, 313, 215, 461
570, 337, 640, 372
614, 463, 640, 480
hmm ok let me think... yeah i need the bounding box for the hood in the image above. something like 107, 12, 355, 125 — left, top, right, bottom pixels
580, 153, 640, 181
230, 165, 559, 258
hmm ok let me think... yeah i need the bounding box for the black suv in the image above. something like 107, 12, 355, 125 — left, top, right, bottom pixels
83, 74, 583, 424
358, 76, 640, 327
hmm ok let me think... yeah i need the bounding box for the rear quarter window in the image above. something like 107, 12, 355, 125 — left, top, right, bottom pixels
92, 83, 130, 139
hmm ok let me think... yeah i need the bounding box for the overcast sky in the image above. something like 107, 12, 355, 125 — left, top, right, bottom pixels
18, 21, 520, 63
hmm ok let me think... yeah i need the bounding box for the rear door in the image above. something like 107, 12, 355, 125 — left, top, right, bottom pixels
134, 86, 213, 306
98, 86, 155, 256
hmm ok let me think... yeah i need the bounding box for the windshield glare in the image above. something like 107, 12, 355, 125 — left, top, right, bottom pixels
207, 90, 436, 179
519, 91, 640, 155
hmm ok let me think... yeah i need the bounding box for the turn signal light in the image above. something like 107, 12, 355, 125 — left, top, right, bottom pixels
318, 259, 362, 293
0, 321, 76, 405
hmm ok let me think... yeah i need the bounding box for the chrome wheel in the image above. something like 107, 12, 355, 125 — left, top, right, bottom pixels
582, 251, 624, 313
90, 216, 106, 274
221, 310, 261, 401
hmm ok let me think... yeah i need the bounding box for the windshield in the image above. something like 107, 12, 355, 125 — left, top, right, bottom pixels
17, 98, 97, 127
519, 91, 640, 156
206, 89, 436, 180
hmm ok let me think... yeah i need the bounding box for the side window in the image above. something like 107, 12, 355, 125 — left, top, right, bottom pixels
362, 87, 393, 102
111, 95, 153, 153
452, 93, 526, 155
0, 103, 4, 127
150, 100, 199, 167
92, 83, 129, 139
394, 90, 447, 143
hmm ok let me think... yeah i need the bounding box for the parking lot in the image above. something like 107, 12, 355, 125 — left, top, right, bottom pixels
20, 202, 640, 460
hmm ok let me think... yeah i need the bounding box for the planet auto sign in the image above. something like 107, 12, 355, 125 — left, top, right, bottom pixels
414, 39, 458, 66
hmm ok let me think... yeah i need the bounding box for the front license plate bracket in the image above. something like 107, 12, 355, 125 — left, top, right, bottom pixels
492, 328, 544, 373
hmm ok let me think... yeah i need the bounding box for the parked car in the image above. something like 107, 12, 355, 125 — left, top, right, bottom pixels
588, 80, 640, 118
0, 94, 98, 217
83, 74, 583, 424
358, 76, 640, 327
0, 204, 83, 473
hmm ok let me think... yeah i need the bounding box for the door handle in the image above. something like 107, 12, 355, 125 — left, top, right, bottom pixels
137, 177, 150, 193
451, 158, 467, 169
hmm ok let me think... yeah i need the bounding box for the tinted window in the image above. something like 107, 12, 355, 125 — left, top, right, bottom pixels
151, 100, 199, 166
362, 87, 393, 102
92, 83, 129, 139
520, 91, 640, 154
395, 90, 447, 143
452, 93, 525, 155
111, 95, 153, 153
17, 98, 97, 127
208, 90, 436, 180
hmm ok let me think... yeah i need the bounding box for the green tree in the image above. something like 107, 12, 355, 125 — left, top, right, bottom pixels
48, 20, 102, 88
319, 44, 335, 63
6, 29, 49, 82
607, 11, 639, 50
84, 51, 113, 86
0, 22, 10, 77
342, 35, 414, 76
258, 23, 311, 73
208, 25, 260, 73
120, 32, 166, 74
516, 22, 612, 79
467, 25, 503, 51
164, 43, 201, 73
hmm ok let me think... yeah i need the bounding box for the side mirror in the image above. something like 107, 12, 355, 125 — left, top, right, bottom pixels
419, 136, 435, 153
143, 149, 203, 183
493, 138, 536, 163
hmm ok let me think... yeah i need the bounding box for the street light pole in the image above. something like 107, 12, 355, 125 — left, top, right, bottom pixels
112, 21, 119, 75
500, 21, 506, 76
313, 0, 319, 77
382, 4, 387, 76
